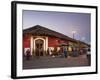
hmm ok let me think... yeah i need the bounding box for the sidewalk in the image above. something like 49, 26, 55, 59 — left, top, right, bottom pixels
23, 54, 90, 69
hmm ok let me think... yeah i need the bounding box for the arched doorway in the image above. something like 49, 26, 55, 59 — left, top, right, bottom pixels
35, 39, 44, 56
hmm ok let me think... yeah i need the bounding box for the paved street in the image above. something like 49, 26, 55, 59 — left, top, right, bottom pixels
23, 54, 90, 69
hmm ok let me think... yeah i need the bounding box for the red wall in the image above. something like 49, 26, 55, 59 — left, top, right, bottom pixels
23, 35, 69, 48
23, 35, 30, 48
48, 37, 68, 47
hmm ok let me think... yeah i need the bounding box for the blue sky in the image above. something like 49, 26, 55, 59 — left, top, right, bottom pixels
23, 10, 91, 44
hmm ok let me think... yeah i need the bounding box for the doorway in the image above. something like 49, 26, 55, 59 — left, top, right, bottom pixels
35, 39, 44, 56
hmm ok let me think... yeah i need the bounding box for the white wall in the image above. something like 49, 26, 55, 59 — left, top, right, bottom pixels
0, 0, 99, 80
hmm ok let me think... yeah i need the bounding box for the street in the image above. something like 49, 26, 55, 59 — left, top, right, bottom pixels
23, 54, 90, 69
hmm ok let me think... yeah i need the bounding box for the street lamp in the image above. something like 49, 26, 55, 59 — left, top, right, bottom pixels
81, 37, 86, 47
81, 37, 85, 42
71, 31, 79, 56
71, 31, 77, 48
81, 37, 86, 52
72, 31, 77, 39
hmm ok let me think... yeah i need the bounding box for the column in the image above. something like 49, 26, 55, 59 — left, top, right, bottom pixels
30, 36, 33, 55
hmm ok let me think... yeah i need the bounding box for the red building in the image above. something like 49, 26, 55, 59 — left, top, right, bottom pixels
23, 25, 89, 56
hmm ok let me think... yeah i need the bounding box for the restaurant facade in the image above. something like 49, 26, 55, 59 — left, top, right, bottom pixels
23, 25, 89, 56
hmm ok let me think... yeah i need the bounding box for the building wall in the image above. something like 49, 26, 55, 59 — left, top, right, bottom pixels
23, 35, 69, 49
23, 35, 30, 48
48, 37, 68, 47
23, 35, 69, 55
23, 35, 31, 55
48, 37, 59, 47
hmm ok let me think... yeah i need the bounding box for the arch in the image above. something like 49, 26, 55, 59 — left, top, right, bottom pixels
34, 37, 46, 56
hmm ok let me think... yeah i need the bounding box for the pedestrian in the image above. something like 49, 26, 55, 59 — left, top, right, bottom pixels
26, 49, 31, 60
64, 48, 67, 58
73, 48, 78, 57
40, 47, 43, 56
80, 49, 83, 55
87, 48, 91, 65
36, 48, 40, 58
49, 48, 52, 56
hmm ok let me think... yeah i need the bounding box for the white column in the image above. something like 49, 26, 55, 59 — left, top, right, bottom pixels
44, 39, 46, 51
46, 37, 48, 51
30, 36, 33, 55
33, 38, 35, 56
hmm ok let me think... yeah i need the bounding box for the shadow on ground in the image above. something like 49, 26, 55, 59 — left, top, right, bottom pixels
23, 55, 90, 69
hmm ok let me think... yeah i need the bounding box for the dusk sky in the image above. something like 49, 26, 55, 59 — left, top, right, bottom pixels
23, 10, 91, 44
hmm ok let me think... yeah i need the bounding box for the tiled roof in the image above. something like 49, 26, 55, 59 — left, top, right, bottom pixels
23, 25, 90, 46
